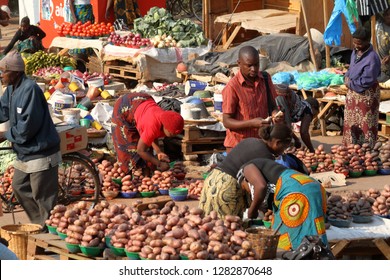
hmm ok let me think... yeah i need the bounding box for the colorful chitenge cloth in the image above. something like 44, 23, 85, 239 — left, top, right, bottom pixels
111, 93, 153, 174
69, 4, 95, 56
272, 169, 328, 250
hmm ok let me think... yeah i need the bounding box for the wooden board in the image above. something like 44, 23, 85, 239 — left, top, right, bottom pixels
183, 126, 226, 142
181, 141, 225, 156
104, 65, 142, 81
27, 233, 101, 260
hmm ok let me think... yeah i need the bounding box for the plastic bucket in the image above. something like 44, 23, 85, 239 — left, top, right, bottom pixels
51, 91, 75, 115
87, 77, 104, 88
180, 103, 196, 120
0, 224, 42, 260
62, 108, 81, 125
190, 108, 202, 119
214, 93, 223, 112
184, 80, 208, 96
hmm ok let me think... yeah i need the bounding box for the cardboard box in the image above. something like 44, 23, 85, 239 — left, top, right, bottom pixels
310, 171, 346, 188
57, 126, 88, 154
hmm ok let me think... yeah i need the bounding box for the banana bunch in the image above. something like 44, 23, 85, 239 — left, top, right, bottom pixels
24, 51, 77, 75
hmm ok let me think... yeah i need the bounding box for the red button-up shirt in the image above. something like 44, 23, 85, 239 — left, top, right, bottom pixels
222, 70, 277, 149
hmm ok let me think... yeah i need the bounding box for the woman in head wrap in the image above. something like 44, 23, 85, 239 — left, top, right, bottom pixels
343, 26, 381, 148
199, 124, 293, 219
111, 92, 184, 174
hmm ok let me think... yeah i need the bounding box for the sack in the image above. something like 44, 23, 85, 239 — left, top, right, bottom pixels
278, 235, 335, 260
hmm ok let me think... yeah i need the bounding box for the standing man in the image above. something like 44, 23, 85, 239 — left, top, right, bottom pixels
0, 51, 61, 228
222, 46, 278, 153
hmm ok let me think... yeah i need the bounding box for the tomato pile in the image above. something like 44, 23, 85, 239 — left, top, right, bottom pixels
57, 21, 114, 39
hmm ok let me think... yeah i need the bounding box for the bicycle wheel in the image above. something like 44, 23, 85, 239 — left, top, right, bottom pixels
190, 0, 203, 22
58, 152, 101, 206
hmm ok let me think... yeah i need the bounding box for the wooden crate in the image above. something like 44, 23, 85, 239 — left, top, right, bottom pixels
104, 64, 142, 81
27, 233, 100, 260
379, 119, 390, 137
181, 140, 225, 156
86, 55, 104, 73
183, 126, 226, 142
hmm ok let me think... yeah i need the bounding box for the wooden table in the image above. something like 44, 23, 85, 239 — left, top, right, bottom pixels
316, 98, 345, 136
329, 237, 390, 260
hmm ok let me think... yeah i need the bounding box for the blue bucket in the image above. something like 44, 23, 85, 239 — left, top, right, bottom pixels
185, 80, 208, 96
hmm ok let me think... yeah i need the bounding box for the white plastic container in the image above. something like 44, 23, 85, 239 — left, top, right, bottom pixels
62, 108, 81, 126
214, 93, 223, 112
87, 77, 104, 88
49, 90, 76, 115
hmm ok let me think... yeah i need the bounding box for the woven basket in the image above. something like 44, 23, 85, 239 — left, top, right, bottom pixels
0, 224, 42, 260
245, 228, 280, 260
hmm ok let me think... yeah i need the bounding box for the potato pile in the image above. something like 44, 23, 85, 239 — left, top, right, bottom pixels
81, 223, 106, 248
57, 208, 78, 234
347, 192, 373, 217
363, 150, 380, 172
0, 165, 14, 197
331, 145, 350, 175
120, 175, 137, 193
131, 169, 144, 190
45, 204, 67, 228
58, 162, 96, 193
314, 145, 334, 173
102, 175, 120, 193
371, 185, 390, 216
327, 194, 352, 220
170, 161, 186, 180
296, 149, 318, 171
177, 178, 204, 197
151, 170, 175, 191
379, 141, 390, 170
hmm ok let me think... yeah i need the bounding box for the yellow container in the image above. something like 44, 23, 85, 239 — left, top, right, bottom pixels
44, 91, 51, 100
92, 121, 103, 130
100, 90, 111, 99
68, 82, 79, 92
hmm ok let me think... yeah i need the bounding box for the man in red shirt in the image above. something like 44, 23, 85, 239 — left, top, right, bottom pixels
222, 46, 278, 152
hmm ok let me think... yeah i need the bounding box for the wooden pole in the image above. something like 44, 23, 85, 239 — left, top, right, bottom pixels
301, 0, 319, 71
371, 15, 377, 53
323, 0, 331, 68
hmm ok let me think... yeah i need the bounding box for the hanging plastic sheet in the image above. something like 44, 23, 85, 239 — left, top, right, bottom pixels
324, 0, 359, 46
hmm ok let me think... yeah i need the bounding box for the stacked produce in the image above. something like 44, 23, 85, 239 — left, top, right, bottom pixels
57, 208, 78, 234
327, 194, 352, 220
0, 165, 14, 199
23, 51, 76, 75
45, 204, 67, 228
107, 32, 152, 48
170, 161, 186, 180
314, 144, 334, 172
371, 185, 390, 216
137, 176, 159, 193
295, 148, 318, 171
120, 175, 138, 194
58, 161, 97, 194
57, 21, 113, 39
34, 66, 64, 80
347, 192, 373, 217
379, 141, 390, 171
133, 7, 207, 48
132, 169, 144, 190
331, 145, 350, 176
177, 178, 204, 198
151, 170, 175, 192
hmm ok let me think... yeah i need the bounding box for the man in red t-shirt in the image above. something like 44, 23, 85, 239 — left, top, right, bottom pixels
222, 46, 279, 152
